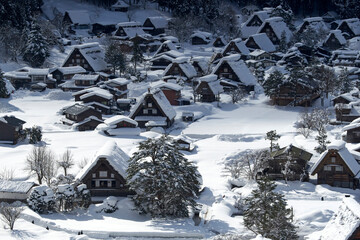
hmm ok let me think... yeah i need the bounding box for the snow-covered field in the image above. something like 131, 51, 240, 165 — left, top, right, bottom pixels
0, 88, 359, 239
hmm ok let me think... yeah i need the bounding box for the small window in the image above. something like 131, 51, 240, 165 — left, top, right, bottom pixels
99, 171, 107, 177
107, 181, 111, 187
76, 59, 80, 63
335, 166, 343, 172
95, 180, 100, 187
148, 102, 152, 107
324, 165, 332, 171
224, 68, 228, 73
91, 180, 95, 187
153, 109, 157, 114
111, 181, 116, 188
143, 109, 148, 114
92, 173, 96, 178
100, 180, 107, 187
331, 157, 336, 163
72, 59, 75, 63
229, 74, 233, 79
111, 173, 114, 178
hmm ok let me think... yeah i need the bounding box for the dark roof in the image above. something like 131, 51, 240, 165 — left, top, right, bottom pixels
63, 104, 94, 115
2, 116, 26, 127
270, 144, 313, 161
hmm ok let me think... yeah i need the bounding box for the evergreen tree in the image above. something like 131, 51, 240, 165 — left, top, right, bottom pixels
126, 135, 201, 217
23, 21, 49, 67
26, 126, 42, 144
270, 5, 295, 31
314, 127, 330, 154
105, 42, 126, 76
131, 41, 144, 74
265, 130, 281, 152
243, 178, 298, 240
339, 67, 351, 94
311, 64, 337, 99
0, 69, 9, 98
263, 70, 284, 103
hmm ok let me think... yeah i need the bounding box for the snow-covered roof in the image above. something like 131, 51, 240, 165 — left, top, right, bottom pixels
310, 140, 360, 177
151, 80, 183, 91
246, 33, 276, 52
105, 78, 130, 86
333, 93, 358, 103
76, 141, 129, 180
240, 10, 270, 38
51, 66, 87, 75
154, 40, 177, 56
325, 30, 347, 45
320, 198, 360, 240
338, 18, 360, 36
154, 50, 183, 59
249, 49, 267, 57
192, 56, 209, 73
111, 0, 129, 8
122, 27, 148, 39
145, 16, 168, 29
190, 31, 212, 42
72, 74, 99, 81
116, 21, 141, 28
163, 59, 197, 79
0, 180, 35, 194
79, 88, 113, 100
19, 67, 49, 75
212, 54, 257, 86
198, 74, 218, 82
65, 10, 91, 25
258, 17, 293, 43
129, 89, 176, 121
104, 115, 138, 127
72, 116, 103, 129
298, 17, 329, 32
223, 38, 250, 56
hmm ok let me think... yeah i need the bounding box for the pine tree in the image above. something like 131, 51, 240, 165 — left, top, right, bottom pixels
126, 135, 201, 217
263, 70, 284, 104
265, 130, 281, 152
339, 67, 351, 94
0, 69, 9, 98
277, 31, 288, 53
105, 42, 127, 76
131, 41, 144, 74
243, 178, 298, 240
314, 127, 330, 154
23, 21, 49, 67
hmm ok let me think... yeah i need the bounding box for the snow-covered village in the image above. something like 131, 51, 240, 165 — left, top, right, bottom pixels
1, 0, 360, 239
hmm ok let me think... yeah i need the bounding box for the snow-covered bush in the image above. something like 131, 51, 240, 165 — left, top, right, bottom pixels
55, 184, 76, 212
96, 196, 118, 213
27, 186, 55, 214
76, 184, 91, 209
26, 126, 42, 144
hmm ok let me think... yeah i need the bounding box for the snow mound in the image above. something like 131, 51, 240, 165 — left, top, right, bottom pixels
45, 90, 74, 100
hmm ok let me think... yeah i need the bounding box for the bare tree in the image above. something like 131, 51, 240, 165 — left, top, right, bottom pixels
0, 167, 15, 180
297, 108, 330, 138
78, 157, 89, 169
229, 88, 246, 104
26, 146, 57, 185
225, 149, 269, 180
0, 202, 24, 230
57, 149, 74, 176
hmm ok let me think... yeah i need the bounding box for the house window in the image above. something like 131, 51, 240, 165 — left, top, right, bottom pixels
153, 109, 157, 114
72, 59, 75, 63
111, 173, 114, 178
224, 68, 228, 73
95, 181, 100, 187
324, 165, 332, 171
100, 180, 107, 187
335, 166, 343, 172
107, 181, 112, 187
84, 64, 89, 68
76, 54, 80, 57
91, 180, 95, 187
143, 109, 148, 114
331, 157, 336, 163
92, 173, 96, 178
99, 171, 107, 177
76, 59, 81, 63
229, 74, 233, 79
111, 181, 116, 188
148, 102, 152, 107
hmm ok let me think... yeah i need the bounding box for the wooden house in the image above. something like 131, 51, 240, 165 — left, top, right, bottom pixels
114, 25, 149, 41
296, 17, 328, 35
245, 33, 276, 52
62, 43, 108, 73
0, 116, 26, 144
0, 180, 36, 203
257, 17, 292, 45
76, 141, 133, 197
195, 74, 223, 102
249, 50, 276, 67
129, 88, 176, 129
50, 66, 86, 84
154, 40, 177, 56
62, 104, 102, 129
322, 30, 347, 51
266, 145, 313, 181
210, 52, 223, 65
212, 37, 226, 47
92, 22, 116, 35
190, 31, 212, 45
335, 104, 360, 123
322, 11, 338, 23
222, 38, 250, 58
4, 67, 54, 89
110, 0, 129, 12
143, 16, 168, 36
151, 81, 182, 106
240, 10, 271, 39
79, 88, 114, 114
268, 76, 320, 106
212, 54, 257, 92
163, 57, 197, 82
104, 78, 130, 99
150, 50, 182, 70
337, 18, 360, 40
320, 198, 360, 240
191, 57, 209, 77
60, 74, 101, 91
333, 93, 359, 106
96, 116, 140, 136
329, 50, 360, 67
173, 135, 195, 152
343, 119, 360, 143
63, 10, 91, 29
114, 21, 142, 37
311, 141, 360, 189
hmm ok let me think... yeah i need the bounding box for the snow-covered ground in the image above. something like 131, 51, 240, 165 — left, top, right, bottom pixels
0, 88, 358, 239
